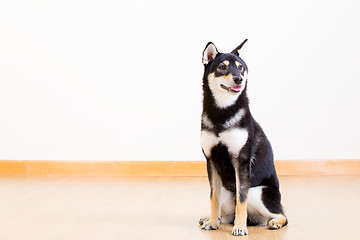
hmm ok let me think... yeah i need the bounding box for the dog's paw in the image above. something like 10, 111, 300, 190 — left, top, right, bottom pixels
200, 218, 220, 230
269, 218, 283, 230
268, 216, 287, 230
198, 216, 209, 225
232, 226, 248, 236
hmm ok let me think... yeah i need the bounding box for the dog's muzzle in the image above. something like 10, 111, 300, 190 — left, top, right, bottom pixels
233, 76, 243, 85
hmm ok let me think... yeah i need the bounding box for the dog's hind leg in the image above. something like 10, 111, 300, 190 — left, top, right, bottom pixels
262, 185, 288, 229
247, 185, 288, 229
220, 186, 235, 224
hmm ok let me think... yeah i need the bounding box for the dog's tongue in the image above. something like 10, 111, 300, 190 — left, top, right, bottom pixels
231, 86, 241, 92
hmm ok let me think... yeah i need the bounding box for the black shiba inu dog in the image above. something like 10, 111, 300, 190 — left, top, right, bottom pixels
199, 40, 288, 236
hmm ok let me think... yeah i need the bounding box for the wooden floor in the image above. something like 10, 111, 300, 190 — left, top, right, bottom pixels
0, 176, 359, 240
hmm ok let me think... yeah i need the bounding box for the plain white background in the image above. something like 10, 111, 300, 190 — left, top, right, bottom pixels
0, 0, 359, 161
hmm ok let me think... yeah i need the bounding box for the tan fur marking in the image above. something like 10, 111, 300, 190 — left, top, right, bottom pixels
234, 197, 247, 228
200, 191, 221, 230
223, 60, 229, 66
201, 163, 221, 230
223, 73, 233, 81
235, 61, 240, 67
210, 162, 221, 221
268, 214, 287, 229
210, 192, 220, 221
232, 195, 248, 235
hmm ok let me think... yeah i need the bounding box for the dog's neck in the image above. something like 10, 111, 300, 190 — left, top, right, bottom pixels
202, 83, 250, 128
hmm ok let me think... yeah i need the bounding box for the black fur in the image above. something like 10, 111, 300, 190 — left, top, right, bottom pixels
201, 41, 286, 226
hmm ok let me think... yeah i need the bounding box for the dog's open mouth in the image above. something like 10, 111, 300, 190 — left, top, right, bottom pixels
221, 84, 241, 93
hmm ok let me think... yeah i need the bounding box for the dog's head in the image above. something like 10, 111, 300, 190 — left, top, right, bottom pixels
202, 40, 248, 108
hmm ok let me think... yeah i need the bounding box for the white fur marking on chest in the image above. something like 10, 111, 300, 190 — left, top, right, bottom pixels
202, 114, 214, 129
200, 130, 218, 157
223, 109, 245, 129
201, 128, 248, 158
219, 128, 248, 157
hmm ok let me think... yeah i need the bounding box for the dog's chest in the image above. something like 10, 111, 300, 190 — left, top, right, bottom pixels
201, 128, 248, 158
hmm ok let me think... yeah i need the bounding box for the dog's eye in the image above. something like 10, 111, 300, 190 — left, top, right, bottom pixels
219, 64, 226, 70
238, 65, 243, 70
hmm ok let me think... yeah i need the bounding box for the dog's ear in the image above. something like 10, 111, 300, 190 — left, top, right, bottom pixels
231, 39, 248, 57
202, 42, 218, 65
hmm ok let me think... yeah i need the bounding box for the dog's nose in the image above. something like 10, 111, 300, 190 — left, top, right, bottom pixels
233, 76, 243, 85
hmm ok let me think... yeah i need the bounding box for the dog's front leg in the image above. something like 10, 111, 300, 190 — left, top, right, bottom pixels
201, 161, 221, 230
232, 162, 250, 236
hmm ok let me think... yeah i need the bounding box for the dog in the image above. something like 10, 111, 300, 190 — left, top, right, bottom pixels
199, 40, 288, 236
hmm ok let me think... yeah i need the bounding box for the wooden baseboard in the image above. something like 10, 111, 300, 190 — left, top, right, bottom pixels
0, 160, 359, 177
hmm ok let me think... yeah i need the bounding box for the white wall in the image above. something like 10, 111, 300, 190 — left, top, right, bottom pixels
0, 0, 359, 161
